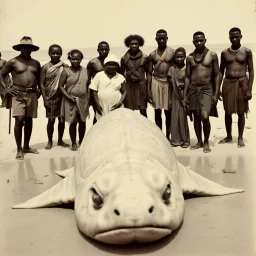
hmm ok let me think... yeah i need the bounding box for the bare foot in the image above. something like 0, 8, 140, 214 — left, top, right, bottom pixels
218, 137, 233, 144
23, 147, 39, 154
238, 138, 245, 148
71, 144, 78, 151
57, 141, 70, 147
190, 142, 203, 150
181, 143, 189, 148
16, 149, 24, 160
45, 141, 53, 150
203, 141, 211, 153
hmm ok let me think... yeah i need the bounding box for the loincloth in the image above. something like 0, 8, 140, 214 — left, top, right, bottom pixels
46, 92, 62, 118
188, 83, 217, 116
222, 77, 249, 115
151, 76, 169, 110
124, 79, 147, 110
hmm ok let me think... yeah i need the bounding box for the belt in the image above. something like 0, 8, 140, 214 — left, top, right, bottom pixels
13, 85, 38, 93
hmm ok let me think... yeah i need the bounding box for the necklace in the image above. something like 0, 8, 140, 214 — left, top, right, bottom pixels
229, 45, 242, 53
193, 48, 209, 64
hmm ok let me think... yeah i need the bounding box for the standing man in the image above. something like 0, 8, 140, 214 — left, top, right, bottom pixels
147, 29, 175, 139
0, 36, 41, 160
120, 34, 148, 117
218, 27, 254, 148
183, 31, 220, 153
87, 41, 110, 124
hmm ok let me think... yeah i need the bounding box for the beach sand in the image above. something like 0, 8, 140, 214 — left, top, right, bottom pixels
0, 75, 256, 255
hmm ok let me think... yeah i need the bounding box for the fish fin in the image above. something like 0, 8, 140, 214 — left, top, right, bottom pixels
55, 166, 74, 178
177, 162, 244, 196
12, 172, 75, 209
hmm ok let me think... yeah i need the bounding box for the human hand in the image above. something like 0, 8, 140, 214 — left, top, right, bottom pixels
95, 104, 103, 115
182, 98, 187, 108
5, 87, 17, 96
245, 90, 252, 101
218, 90, 222, 101
44, 99, 51, 110
212, 95, 218, 105
168, 100, 172, 110
147, 90, 153, 105
111, 102, 122, 111
69, 96, 77, 103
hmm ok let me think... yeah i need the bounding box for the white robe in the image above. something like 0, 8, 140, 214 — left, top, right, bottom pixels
89, 71, 125, 120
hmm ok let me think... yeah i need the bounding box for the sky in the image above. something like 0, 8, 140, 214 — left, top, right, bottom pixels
0, 0, 256, 51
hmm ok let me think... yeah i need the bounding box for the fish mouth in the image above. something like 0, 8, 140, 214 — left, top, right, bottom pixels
95, 226, 172, 244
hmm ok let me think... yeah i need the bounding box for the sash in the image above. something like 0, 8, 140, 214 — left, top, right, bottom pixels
153, 47, 169, 72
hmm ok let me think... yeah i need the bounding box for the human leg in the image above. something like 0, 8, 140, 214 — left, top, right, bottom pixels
190, 111, 203, 150
45, 118, 55, 149
201, 111, 211, 153
57, 117, 69, 147
218, 113, 233, 144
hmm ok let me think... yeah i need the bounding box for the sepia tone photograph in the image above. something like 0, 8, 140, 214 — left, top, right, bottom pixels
0, 0, 255, 255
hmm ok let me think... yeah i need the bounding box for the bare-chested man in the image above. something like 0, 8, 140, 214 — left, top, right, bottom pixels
218, 27, 254, 148
147, 29, 175, 139
0, 36, 41, 160
0, 52, 12, 107
87, 41, 110, 124
183, 31, 220, 153
120, 34, 148, 117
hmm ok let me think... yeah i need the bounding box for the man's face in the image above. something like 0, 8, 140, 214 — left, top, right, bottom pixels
155, 33, 168, 48
193, 35, 206, 50
20, 46, 32, 57
229, 31, 242, 47
98, 44, 110, 59
129, 39, 140, 53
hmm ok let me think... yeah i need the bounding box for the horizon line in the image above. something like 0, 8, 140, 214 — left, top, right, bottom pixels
1, 42, 256, 52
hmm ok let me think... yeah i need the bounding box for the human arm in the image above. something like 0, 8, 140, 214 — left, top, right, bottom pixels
218, 51, 226, 100
212, 52, 220, 104
119, 57, 126, 76
58, 69, 76, 102
0, 59, 14, 94
39, 65, 50, 109
86, 61, 93, 104
111, 82, 127, 110
35, 61, 42, 99
246, 49, 254, 100
183, 57, 191, 107
167, 67, 173, 110
147, 54, 153, 104
89, 74, 102, 114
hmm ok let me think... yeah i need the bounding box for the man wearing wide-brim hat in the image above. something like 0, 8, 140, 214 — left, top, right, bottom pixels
0, 36, 41, 160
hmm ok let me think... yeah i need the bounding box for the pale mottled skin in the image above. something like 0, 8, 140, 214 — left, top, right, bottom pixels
12, 108, 244, 245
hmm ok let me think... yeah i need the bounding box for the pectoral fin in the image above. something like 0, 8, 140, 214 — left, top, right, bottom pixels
177, 162, 244, 196
12, 171, 75, 209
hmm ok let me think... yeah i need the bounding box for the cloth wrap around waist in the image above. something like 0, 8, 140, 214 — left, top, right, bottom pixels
222, 76, 249, 116
188, 83, 218, 117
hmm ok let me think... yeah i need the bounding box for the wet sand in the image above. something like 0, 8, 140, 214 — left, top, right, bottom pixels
0, 88, 256, 255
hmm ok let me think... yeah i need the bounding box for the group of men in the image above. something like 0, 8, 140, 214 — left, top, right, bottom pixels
0, 27, 254, 160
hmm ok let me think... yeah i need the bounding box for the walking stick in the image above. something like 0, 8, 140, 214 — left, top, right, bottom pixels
9, 107, 11, 134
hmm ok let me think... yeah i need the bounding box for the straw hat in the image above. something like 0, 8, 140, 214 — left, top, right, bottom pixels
12, 36, 39, 51
104, 55, 120, 65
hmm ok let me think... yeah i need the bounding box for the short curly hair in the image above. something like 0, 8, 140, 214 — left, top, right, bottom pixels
67, 49, 84, 60
124, 34, 145, 48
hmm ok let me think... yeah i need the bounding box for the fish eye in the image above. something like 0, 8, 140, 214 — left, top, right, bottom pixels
162, 184, 171, 204
91, 189, 103, 209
